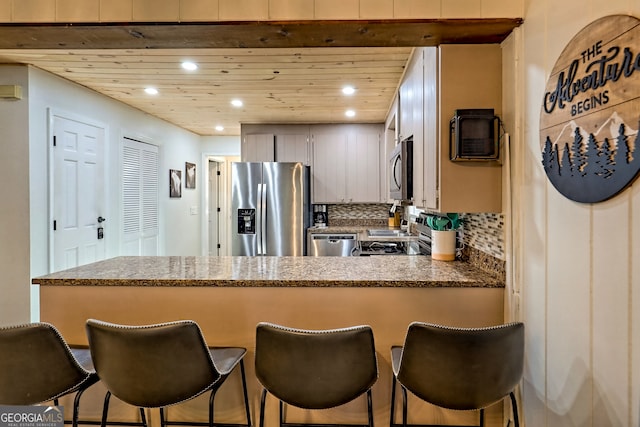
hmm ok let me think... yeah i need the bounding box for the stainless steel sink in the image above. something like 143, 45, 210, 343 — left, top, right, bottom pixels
367, 229, 412, 237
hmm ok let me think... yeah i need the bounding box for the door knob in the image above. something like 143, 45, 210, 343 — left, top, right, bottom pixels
97, 216, 106, 223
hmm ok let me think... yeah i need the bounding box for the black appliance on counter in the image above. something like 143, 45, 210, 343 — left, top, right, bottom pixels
313, 204, 328, 228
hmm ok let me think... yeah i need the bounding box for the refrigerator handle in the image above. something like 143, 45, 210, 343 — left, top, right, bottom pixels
259, 183, 268, 255
256, 183, 263, 255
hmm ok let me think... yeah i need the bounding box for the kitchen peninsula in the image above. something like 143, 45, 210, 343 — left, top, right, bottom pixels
34, 256, 506, 427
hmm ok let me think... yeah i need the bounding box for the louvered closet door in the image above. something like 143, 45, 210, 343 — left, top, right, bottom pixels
122, 138, 159, 255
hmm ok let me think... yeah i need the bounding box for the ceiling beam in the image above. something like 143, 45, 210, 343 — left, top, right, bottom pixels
0, 19, 523, 49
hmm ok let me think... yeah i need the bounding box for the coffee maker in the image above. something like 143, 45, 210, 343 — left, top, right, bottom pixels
313, 204, 327, 228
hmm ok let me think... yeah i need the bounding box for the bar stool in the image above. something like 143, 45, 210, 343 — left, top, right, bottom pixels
254, 322, 378, 427
85, 319, 252, 427
389, 322, 524, 427
0, 322, 100, 427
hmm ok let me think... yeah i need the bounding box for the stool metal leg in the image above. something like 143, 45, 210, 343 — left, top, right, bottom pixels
259, 389, 268, 427
72, 386, 90, 427
139, 408, 148, 427
278, 400, 285, 427
389, 376, 397, 427
509, 392, 520, 427
208, 390, 216, 427
401, 386, 408, 427
239, 360, 252, 427
366, 390, 373, 427
101, 392, 111, 427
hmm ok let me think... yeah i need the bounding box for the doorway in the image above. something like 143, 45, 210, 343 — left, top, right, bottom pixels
208, 159, 222, 256
204, 156, 236, 256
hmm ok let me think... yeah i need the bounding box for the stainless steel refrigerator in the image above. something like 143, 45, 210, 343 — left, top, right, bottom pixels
231, 162, 311, 256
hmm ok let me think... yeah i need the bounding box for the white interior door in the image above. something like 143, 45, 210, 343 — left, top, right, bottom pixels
52, 115, 106, 272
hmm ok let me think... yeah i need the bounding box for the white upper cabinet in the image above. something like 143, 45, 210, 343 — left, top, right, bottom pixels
311, 131, 346, 203
395, 45, 503, 213
241, 124, 311, 164
311, 124, 383, 204
241, 123, 384, 204
346, 132, 381, 203
275, 134, 309, 164
241, 133, 274, 162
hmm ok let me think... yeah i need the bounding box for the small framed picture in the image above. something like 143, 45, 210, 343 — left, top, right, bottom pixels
185, 162, 196, 189
169, 169, 182, 198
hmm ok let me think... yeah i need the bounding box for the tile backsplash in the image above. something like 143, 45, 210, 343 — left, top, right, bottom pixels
461, 212, 505, 261
326, 203, 389, 226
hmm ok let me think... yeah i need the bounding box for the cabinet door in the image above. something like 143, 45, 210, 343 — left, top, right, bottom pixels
346, 133, 381, 202
312, 133, 346, 203
398, 71, 413, 141
409, 49, 425, 206
241, 134, 274, 162
275, 134, 309, 164
422, 47, 439, 210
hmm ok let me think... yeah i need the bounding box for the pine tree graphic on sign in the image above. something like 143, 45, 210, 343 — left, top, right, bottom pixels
541, 119, 640, 203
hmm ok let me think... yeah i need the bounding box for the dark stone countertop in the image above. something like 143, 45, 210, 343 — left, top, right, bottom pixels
32, 256, 504, 288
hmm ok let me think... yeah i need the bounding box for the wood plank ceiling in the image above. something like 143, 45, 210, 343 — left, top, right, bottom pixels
0, 19, 521, 136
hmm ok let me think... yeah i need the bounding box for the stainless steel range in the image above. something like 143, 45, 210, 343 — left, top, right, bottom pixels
354, 227, 426, 256
414, 212, 433, 255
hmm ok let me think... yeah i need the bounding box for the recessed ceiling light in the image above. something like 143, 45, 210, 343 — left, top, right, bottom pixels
231, 99, 243, 107
144, 87, 158, 95
181, 61, 198, 71
345, 110, 356, 117
342, 86, 356, 95
215, 125, 224, 131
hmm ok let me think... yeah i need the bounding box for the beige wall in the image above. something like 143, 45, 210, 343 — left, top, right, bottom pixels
513, 1, 640, 426
0, 0, 522, 22
0, 65, 31, 325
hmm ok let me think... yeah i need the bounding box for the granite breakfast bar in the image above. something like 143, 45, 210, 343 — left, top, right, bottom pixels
34, 256, 506, 427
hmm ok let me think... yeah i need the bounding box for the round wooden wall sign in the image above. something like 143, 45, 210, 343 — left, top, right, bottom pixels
540, 15, 640, 203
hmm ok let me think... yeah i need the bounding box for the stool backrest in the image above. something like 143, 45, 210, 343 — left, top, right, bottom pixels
85, 319, 220, 408
255, 322, 378, 409
397, 322, 524, 410
0, 322, 94, 405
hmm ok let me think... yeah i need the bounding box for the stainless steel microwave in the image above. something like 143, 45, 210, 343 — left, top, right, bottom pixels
389, 136, 413, 201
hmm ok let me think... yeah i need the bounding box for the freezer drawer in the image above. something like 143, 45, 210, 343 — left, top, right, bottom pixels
308, 233, 358, 256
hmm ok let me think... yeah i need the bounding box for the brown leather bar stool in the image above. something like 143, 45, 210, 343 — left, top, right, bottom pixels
85, 319, 252, 427
390, 322, 525, 427
0, 322, 100, 427
254, 322, 378, 427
